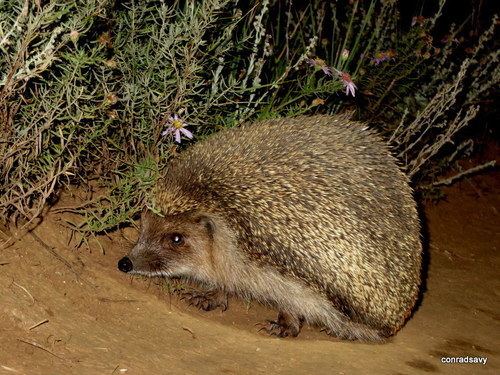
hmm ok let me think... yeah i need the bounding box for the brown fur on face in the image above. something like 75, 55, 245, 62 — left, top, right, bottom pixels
127, 210, 216, 278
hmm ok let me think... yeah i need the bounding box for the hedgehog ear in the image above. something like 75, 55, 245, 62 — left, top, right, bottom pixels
140, 210, 148, 229
141, 209, 155, 229
197, 215, 215, 239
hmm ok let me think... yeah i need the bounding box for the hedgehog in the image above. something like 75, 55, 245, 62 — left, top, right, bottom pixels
118, 115, 422, 341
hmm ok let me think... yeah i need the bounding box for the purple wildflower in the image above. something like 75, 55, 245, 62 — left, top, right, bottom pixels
306, 58, 357, 98
370, 50, 397, 65
161, 114, 193, 143
339, 72, 357, 97
411, 16, 426, 27
306, 58, 333, 76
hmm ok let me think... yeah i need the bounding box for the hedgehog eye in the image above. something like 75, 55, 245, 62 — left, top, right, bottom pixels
170, 233, 184, 246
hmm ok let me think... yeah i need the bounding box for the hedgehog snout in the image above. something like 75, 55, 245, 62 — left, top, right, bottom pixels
118, 256, 133, 273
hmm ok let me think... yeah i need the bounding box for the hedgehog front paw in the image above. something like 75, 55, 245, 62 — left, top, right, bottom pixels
181, 289, 228, 312
257, 311, 302, 338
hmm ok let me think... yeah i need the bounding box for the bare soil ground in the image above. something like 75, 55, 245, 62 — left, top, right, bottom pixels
0, 173, 498, 375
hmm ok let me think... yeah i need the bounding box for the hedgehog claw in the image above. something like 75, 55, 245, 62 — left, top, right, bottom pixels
257, 312, 302, 338
256, 320, 279, 334
180, 289, 228, 312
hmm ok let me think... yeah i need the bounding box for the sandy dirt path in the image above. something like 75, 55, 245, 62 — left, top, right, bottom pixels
0, 174, 498, 375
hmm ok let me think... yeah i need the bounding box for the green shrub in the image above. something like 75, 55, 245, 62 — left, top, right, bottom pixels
0, 0, 497, 236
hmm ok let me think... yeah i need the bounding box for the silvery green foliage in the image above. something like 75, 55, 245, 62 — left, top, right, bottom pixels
66, 0, 328, 234
0, 0, 497, 235
390, 15, 498, 187
0, 0, 112, 225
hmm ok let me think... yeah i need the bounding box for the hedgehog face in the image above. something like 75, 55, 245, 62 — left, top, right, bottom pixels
118, 210, 215, 279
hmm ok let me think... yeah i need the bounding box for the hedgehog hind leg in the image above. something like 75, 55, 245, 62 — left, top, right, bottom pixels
259, 311, 303, 338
